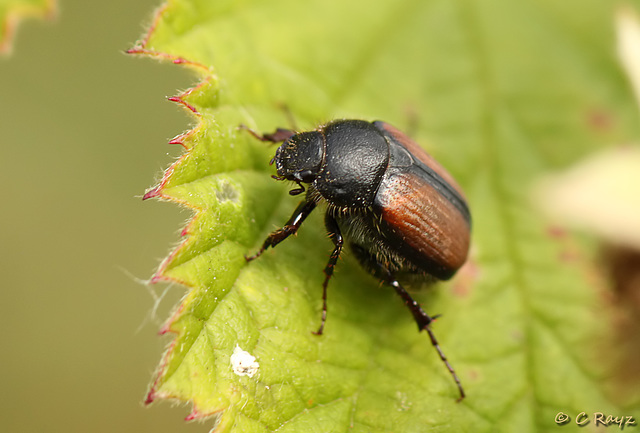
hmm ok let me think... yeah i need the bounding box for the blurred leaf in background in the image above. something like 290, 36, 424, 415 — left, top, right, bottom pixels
133, 0, 640, 432
0, 0, 56, 53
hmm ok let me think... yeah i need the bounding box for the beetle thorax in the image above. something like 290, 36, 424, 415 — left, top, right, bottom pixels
314, 120, 390, 208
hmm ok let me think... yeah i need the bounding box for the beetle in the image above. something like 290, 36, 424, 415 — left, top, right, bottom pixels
244, 119, 471, 400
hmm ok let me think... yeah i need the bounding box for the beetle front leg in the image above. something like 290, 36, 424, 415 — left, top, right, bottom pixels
246, 200, 317, 261
384, 271, 465, 402
313, 213, 343, 336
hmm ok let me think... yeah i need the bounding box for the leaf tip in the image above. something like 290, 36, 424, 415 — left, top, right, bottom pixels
144, 389, 156, 405
184, 410, 201, 421
150, 272, 167, 284
158, 323, 171, 335
143, 186, 161, 200
167, 96, 199, 114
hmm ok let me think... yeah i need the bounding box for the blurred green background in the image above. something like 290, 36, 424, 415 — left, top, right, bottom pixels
0, 1, 205, 431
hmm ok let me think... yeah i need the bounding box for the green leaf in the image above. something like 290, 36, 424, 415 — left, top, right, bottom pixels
134, 0, 640, 431
0, 0, 55, 54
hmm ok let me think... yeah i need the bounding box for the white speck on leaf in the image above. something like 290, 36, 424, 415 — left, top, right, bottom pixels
230, 345, 259, 378
215, 180, 240, 203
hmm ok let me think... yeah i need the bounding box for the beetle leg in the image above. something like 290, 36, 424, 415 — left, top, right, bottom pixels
313, 213, 343, 336
385, 271, 465, 401
288, 182, 306, 196
245, 200, 317, 261
238, 124, 296, 143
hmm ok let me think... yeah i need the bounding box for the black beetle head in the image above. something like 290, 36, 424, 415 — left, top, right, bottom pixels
274, 131, 324, 186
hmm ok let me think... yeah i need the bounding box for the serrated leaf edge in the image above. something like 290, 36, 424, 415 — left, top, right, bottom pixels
128, 9, 227, 424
